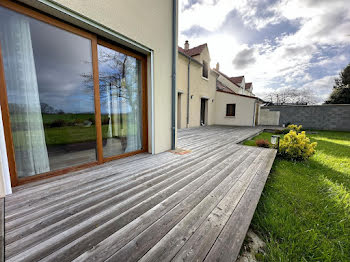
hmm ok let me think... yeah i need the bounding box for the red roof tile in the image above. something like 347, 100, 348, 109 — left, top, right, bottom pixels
245, 82, 252, 89
217, 80, 258, 100
216, 81, 236, 94
229, 76, 244, 84
211, 69, 240, 88
178, 43, 207, 57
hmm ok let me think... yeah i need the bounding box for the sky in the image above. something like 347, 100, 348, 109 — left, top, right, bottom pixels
179, 0, 350, 103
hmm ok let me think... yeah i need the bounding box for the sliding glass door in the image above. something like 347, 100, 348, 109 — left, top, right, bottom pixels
0, 6, 96, 179
97, 43, 143, 159
0, 2, 147, 185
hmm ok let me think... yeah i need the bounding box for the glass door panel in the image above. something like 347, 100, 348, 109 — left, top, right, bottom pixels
0, 7, 96, 178
97, 44, 143, 158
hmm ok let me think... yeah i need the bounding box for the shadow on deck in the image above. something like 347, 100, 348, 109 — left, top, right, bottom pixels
3, 126, 276, 262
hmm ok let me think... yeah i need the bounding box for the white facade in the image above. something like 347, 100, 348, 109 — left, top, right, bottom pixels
214, 91, 257, 126
177, 42, 259, 129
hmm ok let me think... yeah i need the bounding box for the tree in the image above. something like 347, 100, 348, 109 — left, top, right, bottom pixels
325, 86, 350, 104
264, 87, 317, 105
325, 63, 350, 104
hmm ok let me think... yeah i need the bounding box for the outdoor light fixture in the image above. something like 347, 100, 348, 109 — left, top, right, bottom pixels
191, 95, 194, 99
271, 135, 280, 152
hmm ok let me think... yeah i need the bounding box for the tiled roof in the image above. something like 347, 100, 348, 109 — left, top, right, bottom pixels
212, 69, 241, 88
245, 83, 252, 89
217, 80, 258, 100
216, 81, 236, 94
178, 43, 207, 57
229, 76, 244, 84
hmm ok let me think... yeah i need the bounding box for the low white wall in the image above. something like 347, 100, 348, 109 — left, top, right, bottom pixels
214, 91, 256, 126
258, 108, 280, 126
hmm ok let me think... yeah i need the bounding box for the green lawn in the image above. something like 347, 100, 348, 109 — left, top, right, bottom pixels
243, 131, 350, 261
243, 132, 282, 147
42, 113, 95, 124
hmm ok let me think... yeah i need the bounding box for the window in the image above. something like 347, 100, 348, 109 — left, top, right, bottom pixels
202, 60, 208, 79
0, 6, 96, 177
226, 104, 236, 116
98, 43, 143, 158
0, 2, 147, 184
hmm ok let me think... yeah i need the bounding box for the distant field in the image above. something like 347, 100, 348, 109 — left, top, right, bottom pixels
42, 113, 95, 124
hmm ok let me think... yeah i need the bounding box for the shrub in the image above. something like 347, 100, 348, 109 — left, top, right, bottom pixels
287, 124, 302, 133
255, 139, 270, 148
88, 117, 95, 125
281, 129, 290, 134
50, 119, 66, 128
101, 116, 110, 125
279, 130, 317, 160
274, 129, 284, 134
74, 119, 84, 125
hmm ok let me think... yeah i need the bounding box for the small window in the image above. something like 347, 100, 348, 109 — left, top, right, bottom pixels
226, 104, 236, 116
202, 60, 208, 79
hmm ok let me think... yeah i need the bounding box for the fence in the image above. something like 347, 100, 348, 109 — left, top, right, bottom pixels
259, 104, 350, 131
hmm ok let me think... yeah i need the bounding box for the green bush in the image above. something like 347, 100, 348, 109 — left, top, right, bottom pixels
287, 124, 302, 132
279, 130, 317, 160
50, 119, 66, 128
274, 129, 284, 134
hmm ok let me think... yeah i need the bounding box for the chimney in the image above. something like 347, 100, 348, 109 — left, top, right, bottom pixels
184, 40, 189, 50
215, 62, 220, 71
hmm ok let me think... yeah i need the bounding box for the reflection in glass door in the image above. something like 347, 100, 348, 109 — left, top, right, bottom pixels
97, 43, 143, 158
0, 3, 147, 184
0, 6, 96, 178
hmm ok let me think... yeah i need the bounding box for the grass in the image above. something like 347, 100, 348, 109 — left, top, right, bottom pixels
243, 132, 282, 147
243, 131, 350, 261
11, 113, 139, 146
42, 113, 95, 124
44, 126, 98, 145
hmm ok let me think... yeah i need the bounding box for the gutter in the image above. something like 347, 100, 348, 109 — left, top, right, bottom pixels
187, 59, 191, 127
171, 0, 177, 150
178, 51, 202, 66
216, 90, 259, 100
36, 0, 152, 53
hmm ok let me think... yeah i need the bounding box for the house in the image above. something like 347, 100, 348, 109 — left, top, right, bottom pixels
0, 3, 278, 261
177, 42, 218, 128
177, 41, 260, 129
0, 0, 177, 193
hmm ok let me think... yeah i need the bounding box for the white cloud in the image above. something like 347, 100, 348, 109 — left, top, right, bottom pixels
180, 0, 241, 32
179, 0, 350, 103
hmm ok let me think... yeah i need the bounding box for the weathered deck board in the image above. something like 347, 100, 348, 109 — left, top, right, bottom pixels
204, 149, 277, 262
6, 144, 241, 260
4, 126, 275, 262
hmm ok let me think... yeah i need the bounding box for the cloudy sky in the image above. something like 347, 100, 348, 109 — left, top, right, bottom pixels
179, 0, 350, 103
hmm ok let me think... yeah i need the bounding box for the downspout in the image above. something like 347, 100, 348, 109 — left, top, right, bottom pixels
171, 0, 177, 150
252, 100, 257, 127
186, 58, 191, 128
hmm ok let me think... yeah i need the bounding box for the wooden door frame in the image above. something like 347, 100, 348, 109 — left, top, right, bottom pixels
177, 93, 182, 129
0, 0, 148, 186
200, 98, 208, 126
96, 39, 148, 164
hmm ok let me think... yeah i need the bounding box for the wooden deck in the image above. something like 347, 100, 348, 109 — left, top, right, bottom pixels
2, 126, 276, 262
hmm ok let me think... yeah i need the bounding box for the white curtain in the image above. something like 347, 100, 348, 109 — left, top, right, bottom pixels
106, 83, 113, 139
0, 16, 50, 177
105, 82, 121, 144
125, 58, 142, 152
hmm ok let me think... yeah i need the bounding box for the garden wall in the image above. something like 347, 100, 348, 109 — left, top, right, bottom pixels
260, 104, 350, 131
